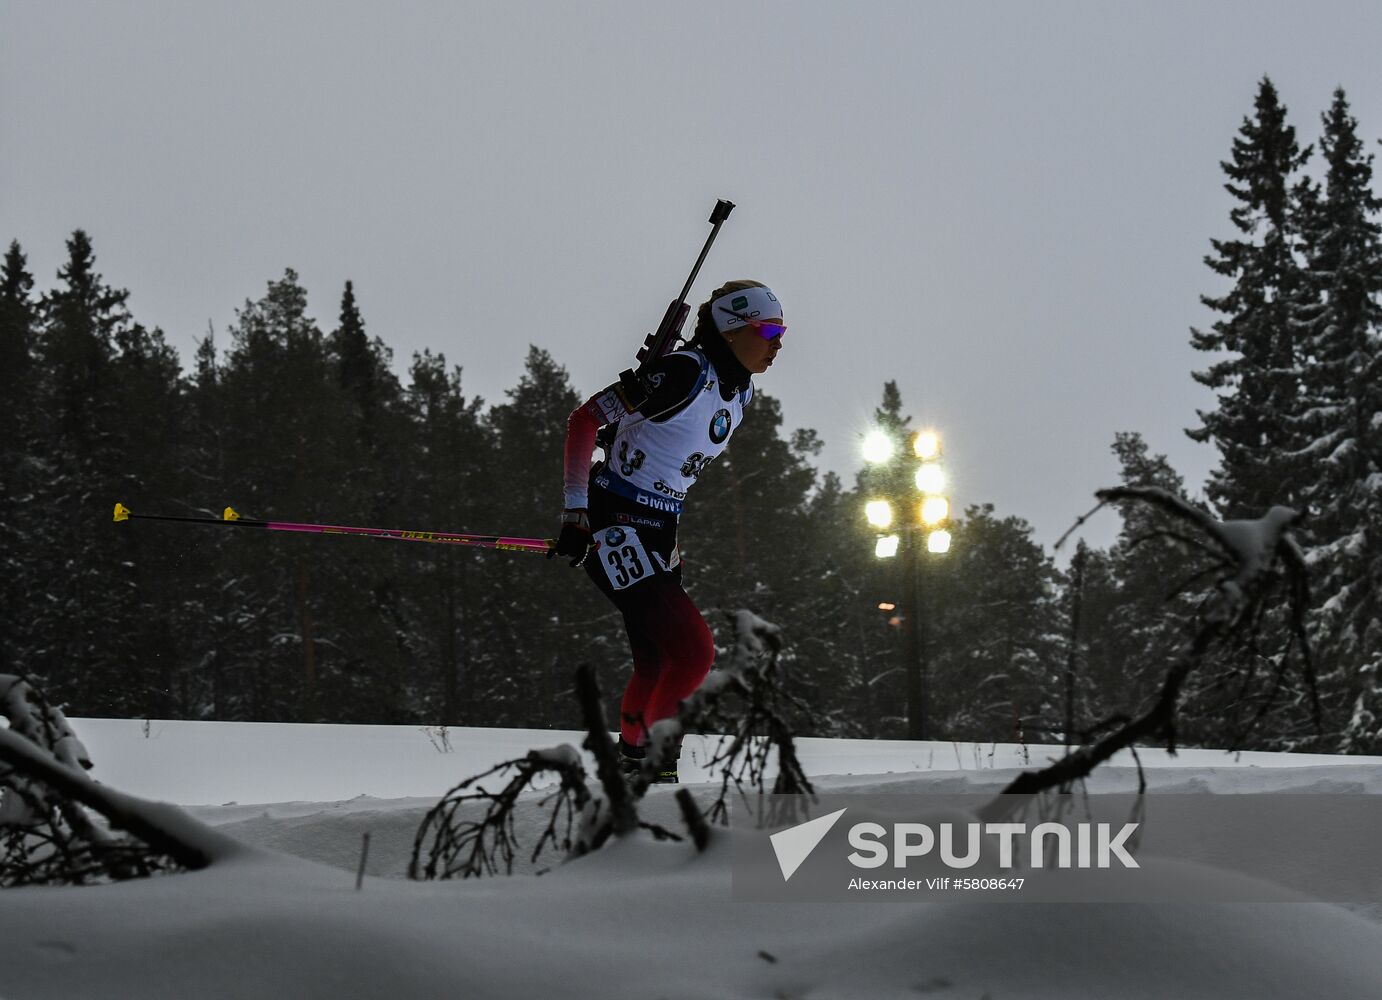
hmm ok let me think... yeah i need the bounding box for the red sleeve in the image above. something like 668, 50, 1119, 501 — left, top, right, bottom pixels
563, 389, 627, 509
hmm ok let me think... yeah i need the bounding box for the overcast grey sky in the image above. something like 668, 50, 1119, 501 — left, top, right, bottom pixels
4, 1, 1380, 552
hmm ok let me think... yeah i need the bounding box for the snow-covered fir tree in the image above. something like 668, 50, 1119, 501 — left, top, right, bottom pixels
1189, 77, 1314, 519
31, 231, 184, 716
927, 504, 1061, 744
400, 349, 499, 726
1289, 88, 1382, 752
0, 242, 38, 678
483, 347, 601, 727
214, 269, 399, 721
1075, 434, 1200, 732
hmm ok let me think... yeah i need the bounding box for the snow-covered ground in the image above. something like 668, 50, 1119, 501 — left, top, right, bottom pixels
63, 716, 1380, 805
5, 720, 1382, 999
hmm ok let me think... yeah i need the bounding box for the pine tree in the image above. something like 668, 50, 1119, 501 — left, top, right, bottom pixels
1189, 77, 1314, 518
330, 281, 377, 428
1289, 88, 1382, 751
0, 240, 35, 400
1076, 434, 1202, 733
927, 504, 1060, 743
484, 346, 603, 727
787, 470, 885, 737
399, 350, 498, 726
328, 281, 406, 477
180, 330, 239, 717
29, 231, 179, 715
38, 231, 128, 451
0, 241, 38, 676
109, 300, 191, 719
31, 231, 124, 704
214, 269, 388, 720
318, 281, 416, 718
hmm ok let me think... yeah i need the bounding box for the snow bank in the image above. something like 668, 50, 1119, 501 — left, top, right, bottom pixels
5, 822, 1382, 1000
5, 720, 1382, 999
70, 717, 1382, 806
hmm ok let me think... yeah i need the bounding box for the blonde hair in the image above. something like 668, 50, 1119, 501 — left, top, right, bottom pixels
688, 279, 769, 346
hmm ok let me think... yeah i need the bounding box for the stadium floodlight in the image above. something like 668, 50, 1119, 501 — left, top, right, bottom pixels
875, 534, 901, 558
913, 430, 941, 460
927, 529, 952, 554
862, 429, 896, 464
865, 499, 894, 528
920, 496, 950, 526
914, 462, 945, 494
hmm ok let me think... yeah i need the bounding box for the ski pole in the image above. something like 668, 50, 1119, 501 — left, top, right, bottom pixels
113, 503, 559, 555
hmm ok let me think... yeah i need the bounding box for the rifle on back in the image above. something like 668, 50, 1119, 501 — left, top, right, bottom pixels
613, 198, 735, 414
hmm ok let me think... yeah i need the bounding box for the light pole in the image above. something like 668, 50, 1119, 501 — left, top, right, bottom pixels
863, 427, 952, 740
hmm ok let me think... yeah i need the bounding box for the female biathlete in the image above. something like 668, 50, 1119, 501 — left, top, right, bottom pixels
548, 280, 785, 783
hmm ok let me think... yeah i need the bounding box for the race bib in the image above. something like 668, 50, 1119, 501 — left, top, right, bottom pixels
596, 525, 654, 591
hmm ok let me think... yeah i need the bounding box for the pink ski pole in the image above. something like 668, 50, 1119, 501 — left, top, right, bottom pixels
114, 503, 562, 555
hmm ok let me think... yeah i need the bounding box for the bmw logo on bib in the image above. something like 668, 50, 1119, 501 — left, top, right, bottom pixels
604, 527, 626, 547
709, 408, 732, 444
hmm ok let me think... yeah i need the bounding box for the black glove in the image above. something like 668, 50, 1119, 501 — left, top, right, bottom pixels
548, 509, 593, 567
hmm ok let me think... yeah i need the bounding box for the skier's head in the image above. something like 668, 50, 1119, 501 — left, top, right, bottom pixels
692, 279, 784, 375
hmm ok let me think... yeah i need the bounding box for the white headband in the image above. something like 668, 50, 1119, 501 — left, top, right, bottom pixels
711, 286, 783, 334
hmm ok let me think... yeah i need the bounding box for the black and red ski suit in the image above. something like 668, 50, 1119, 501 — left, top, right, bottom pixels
561, 334, 753, 748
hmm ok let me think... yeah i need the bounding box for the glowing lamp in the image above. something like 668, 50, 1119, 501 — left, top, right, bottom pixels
914, 462, 945, 494
920, 496, 950, 526
865, 499, 894, 528
875, 534, 901, 558
862, 430, 896, 464
913, 430, 941, 460
927, 529, 952, 554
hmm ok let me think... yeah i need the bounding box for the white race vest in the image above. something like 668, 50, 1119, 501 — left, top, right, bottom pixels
603, 352, 751, 511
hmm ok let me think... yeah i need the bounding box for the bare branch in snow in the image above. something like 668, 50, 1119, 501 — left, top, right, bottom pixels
413, 611, 811, 873
410, 662, 696, 879
408, 744, 593, 880
982, 491, 1316, 821
573, 662, 637, 841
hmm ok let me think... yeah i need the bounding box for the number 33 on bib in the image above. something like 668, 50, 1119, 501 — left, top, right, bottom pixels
596, 526, 661, 591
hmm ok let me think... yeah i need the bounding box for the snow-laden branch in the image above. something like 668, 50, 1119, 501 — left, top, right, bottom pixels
408, 743, 596, 880
983, 490, 1316, 820
0, 676, 246, 884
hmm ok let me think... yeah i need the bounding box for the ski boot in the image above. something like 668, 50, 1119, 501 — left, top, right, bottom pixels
618, 737, 647, 781
618, 737, 681, 785
653, 740, 681, 784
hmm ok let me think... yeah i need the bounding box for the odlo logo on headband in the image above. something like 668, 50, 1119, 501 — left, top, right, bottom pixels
731, 295, 749, 311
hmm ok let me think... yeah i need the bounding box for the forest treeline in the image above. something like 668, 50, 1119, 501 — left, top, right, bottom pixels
1, 77, 1379, 753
